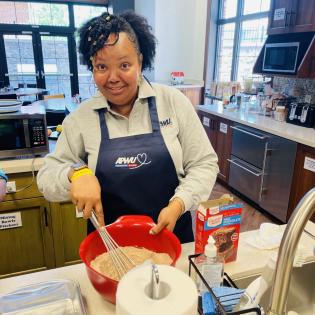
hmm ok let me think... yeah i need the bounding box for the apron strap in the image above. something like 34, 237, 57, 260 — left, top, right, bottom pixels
97, 96, 161, 140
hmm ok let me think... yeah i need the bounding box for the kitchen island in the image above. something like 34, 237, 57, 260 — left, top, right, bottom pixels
0, 223, 314, 314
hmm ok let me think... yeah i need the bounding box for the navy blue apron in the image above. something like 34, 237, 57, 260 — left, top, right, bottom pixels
89, 95, 194, 243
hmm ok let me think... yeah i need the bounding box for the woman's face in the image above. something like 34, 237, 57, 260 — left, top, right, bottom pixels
92, 32, 142, 114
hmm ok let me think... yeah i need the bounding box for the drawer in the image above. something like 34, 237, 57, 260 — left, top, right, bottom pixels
4, 172, 42, 201
231, 125, 269, 169
228, 156, 263, 204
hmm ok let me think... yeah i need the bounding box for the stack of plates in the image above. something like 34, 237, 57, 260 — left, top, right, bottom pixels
0, 99, 22, 113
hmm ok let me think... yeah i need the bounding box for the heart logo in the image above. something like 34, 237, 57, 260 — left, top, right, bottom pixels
137, 153, 148, 164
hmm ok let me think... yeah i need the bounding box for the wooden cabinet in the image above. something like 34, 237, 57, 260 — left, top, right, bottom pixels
176, 86, 203, 107
269, 0, 315, 34
0, 197, 55, 278
0, 172, 86, 277
288, 144, 315, 222
198, 111, 233, 183
50, 202, 87, 267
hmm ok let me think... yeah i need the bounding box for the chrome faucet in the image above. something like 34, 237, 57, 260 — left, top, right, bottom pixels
267, 188, 315, 315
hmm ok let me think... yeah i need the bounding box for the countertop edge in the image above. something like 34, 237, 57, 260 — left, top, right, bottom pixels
197, 104, 315, 148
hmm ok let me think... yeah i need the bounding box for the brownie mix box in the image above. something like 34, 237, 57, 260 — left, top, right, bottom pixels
195, 195, 242, 263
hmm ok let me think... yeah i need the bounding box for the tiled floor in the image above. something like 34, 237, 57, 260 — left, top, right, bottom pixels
209, 182, 275, 232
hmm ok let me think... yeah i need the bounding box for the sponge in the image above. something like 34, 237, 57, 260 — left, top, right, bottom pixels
202, 286, 245, 314
202, 292, 216, 315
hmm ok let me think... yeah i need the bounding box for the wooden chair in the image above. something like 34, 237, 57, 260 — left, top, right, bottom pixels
43, 93, 65, 100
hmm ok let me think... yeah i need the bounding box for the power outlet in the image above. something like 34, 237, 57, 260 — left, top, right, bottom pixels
6, 181, 16, 193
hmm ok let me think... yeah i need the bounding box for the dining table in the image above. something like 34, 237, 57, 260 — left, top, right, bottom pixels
0, 88, 47, 97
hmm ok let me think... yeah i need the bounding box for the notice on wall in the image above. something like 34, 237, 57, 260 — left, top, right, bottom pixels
304, 156, 315, 173
219, 122, 228, 134
203, 117, 210, 127
274, 8, 286, 21
0, 212, 22, 230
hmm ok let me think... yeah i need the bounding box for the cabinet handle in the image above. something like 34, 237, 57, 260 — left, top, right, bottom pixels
43, 207, 49, 227
284, 11, 291, 27
227, 159, 262, 176
289, 11, 296, 27
230, 126, 267, 140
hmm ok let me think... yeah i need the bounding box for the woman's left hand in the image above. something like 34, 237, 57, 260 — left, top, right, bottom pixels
149, 198, 183, 235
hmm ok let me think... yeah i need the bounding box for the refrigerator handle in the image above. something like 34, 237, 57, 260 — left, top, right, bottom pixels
259, 142, 270, 202
231, 126, 267, 140
227, 159, 262, 177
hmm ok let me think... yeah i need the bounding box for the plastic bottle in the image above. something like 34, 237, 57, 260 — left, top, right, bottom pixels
195, 235, 224, 293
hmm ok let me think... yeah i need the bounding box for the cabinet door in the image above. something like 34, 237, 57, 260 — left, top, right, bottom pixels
198, 111, 217, 149
176, 87, 202, 107
50, 202, 87, 267
288, 145, 315, 222
290, 0, 315, 33
215, 118, 233, 183
268, 0, 293, 34
0, 198, 55, 278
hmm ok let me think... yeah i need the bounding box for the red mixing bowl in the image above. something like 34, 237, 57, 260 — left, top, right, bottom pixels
79, 215, 182, 304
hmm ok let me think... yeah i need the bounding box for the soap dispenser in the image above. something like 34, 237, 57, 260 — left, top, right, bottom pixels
196, 235, 224, 293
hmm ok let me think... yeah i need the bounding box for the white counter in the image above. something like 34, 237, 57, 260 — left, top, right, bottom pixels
197, 103, 315, 148
1, 223, 314, 314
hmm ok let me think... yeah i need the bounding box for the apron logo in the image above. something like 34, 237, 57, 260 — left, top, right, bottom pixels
160, 118, 172, 127
115, 153, 151, 169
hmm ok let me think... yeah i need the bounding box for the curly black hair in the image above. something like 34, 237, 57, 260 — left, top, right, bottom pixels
78, 11, 156, 71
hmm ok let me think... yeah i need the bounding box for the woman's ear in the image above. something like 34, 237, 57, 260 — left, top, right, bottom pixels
139, 53, 143, 69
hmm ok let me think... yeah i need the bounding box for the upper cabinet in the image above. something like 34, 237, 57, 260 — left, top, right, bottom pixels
268, 0, 315, 34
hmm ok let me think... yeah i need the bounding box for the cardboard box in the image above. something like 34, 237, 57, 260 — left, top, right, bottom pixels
195, 195, 242, 263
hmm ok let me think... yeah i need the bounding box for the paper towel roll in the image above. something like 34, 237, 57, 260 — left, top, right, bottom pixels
116, 264, 198, 315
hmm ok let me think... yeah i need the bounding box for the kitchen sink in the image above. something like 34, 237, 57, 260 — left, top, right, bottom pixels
232, 261, 315, 315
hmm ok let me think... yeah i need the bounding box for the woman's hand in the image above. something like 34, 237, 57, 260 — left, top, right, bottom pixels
70, 174, 105, 226
149, 198, 184, 235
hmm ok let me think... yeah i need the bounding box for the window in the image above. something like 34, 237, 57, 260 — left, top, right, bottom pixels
73, 4, 105, 28
215, 0, 270, 81
0, 1, 69, 26
0, 1, 110, 102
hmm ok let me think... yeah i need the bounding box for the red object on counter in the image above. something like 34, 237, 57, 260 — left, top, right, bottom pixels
79, 215, 181, 304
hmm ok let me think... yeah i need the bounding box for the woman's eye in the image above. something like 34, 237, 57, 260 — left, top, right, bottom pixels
121, 63, 130, 70
96, 64, 107, 71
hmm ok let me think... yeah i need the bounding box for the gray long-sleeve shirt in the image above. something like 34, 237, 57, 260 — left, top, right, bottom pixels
37, 79, 219, 212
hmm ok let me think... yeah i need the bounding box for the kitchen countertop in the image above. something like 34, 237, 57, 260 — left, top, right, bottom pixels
197, 103, 315, 148
0, 223, 314, 314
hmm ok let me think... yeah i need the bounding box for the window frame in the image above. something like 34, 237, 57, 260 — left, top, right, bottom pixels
214, 0, 270, 81
0, 0, 109, 97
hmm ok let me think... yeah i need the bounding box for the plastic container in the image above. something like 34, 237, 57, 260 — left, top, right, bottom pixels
195, 235, 224, 293
79, 215, 181, 304
0, 279, 87, 315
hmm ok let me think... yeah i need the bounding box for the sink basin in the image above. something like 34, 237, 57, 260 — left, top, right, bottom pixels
232, 262, 315, 315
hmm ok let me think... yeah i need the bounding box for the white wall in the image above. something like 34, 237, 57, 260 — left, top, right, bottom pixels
135, 0, 208, 83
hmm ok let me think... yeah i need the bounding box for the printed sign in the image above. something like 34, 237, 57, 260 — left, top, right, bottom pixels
203, 117, 210, 127
304, 156, 315, 173
274, 8, 286, 21
219, 122, 228, 134
0, 212, 22, 230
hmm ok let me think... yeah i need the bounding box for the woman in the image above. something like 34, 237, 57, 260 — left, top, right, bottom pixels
37, 11, 218, 243
0, 169, 8, 202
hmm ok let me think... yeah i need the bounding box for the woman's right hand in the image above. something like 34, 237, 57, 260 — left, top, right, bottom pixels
69, 174, 105, 226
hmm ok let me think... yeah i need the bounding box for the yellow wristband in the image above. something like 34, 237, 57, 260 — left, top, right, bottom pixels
71, 168, 93, 182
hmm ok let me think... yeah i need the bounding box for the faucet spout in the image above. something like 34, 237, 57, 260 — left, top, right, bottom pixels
267, 188, 315, 315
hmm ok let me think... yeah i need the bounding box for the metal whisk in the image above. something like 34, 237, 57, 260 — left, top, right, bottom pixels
89, 211, 136, 280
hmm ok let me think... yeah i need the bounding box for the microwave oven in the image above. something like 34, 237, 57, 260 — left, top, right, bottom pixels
263, 42, 299, 73
0, 106, 49, 159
